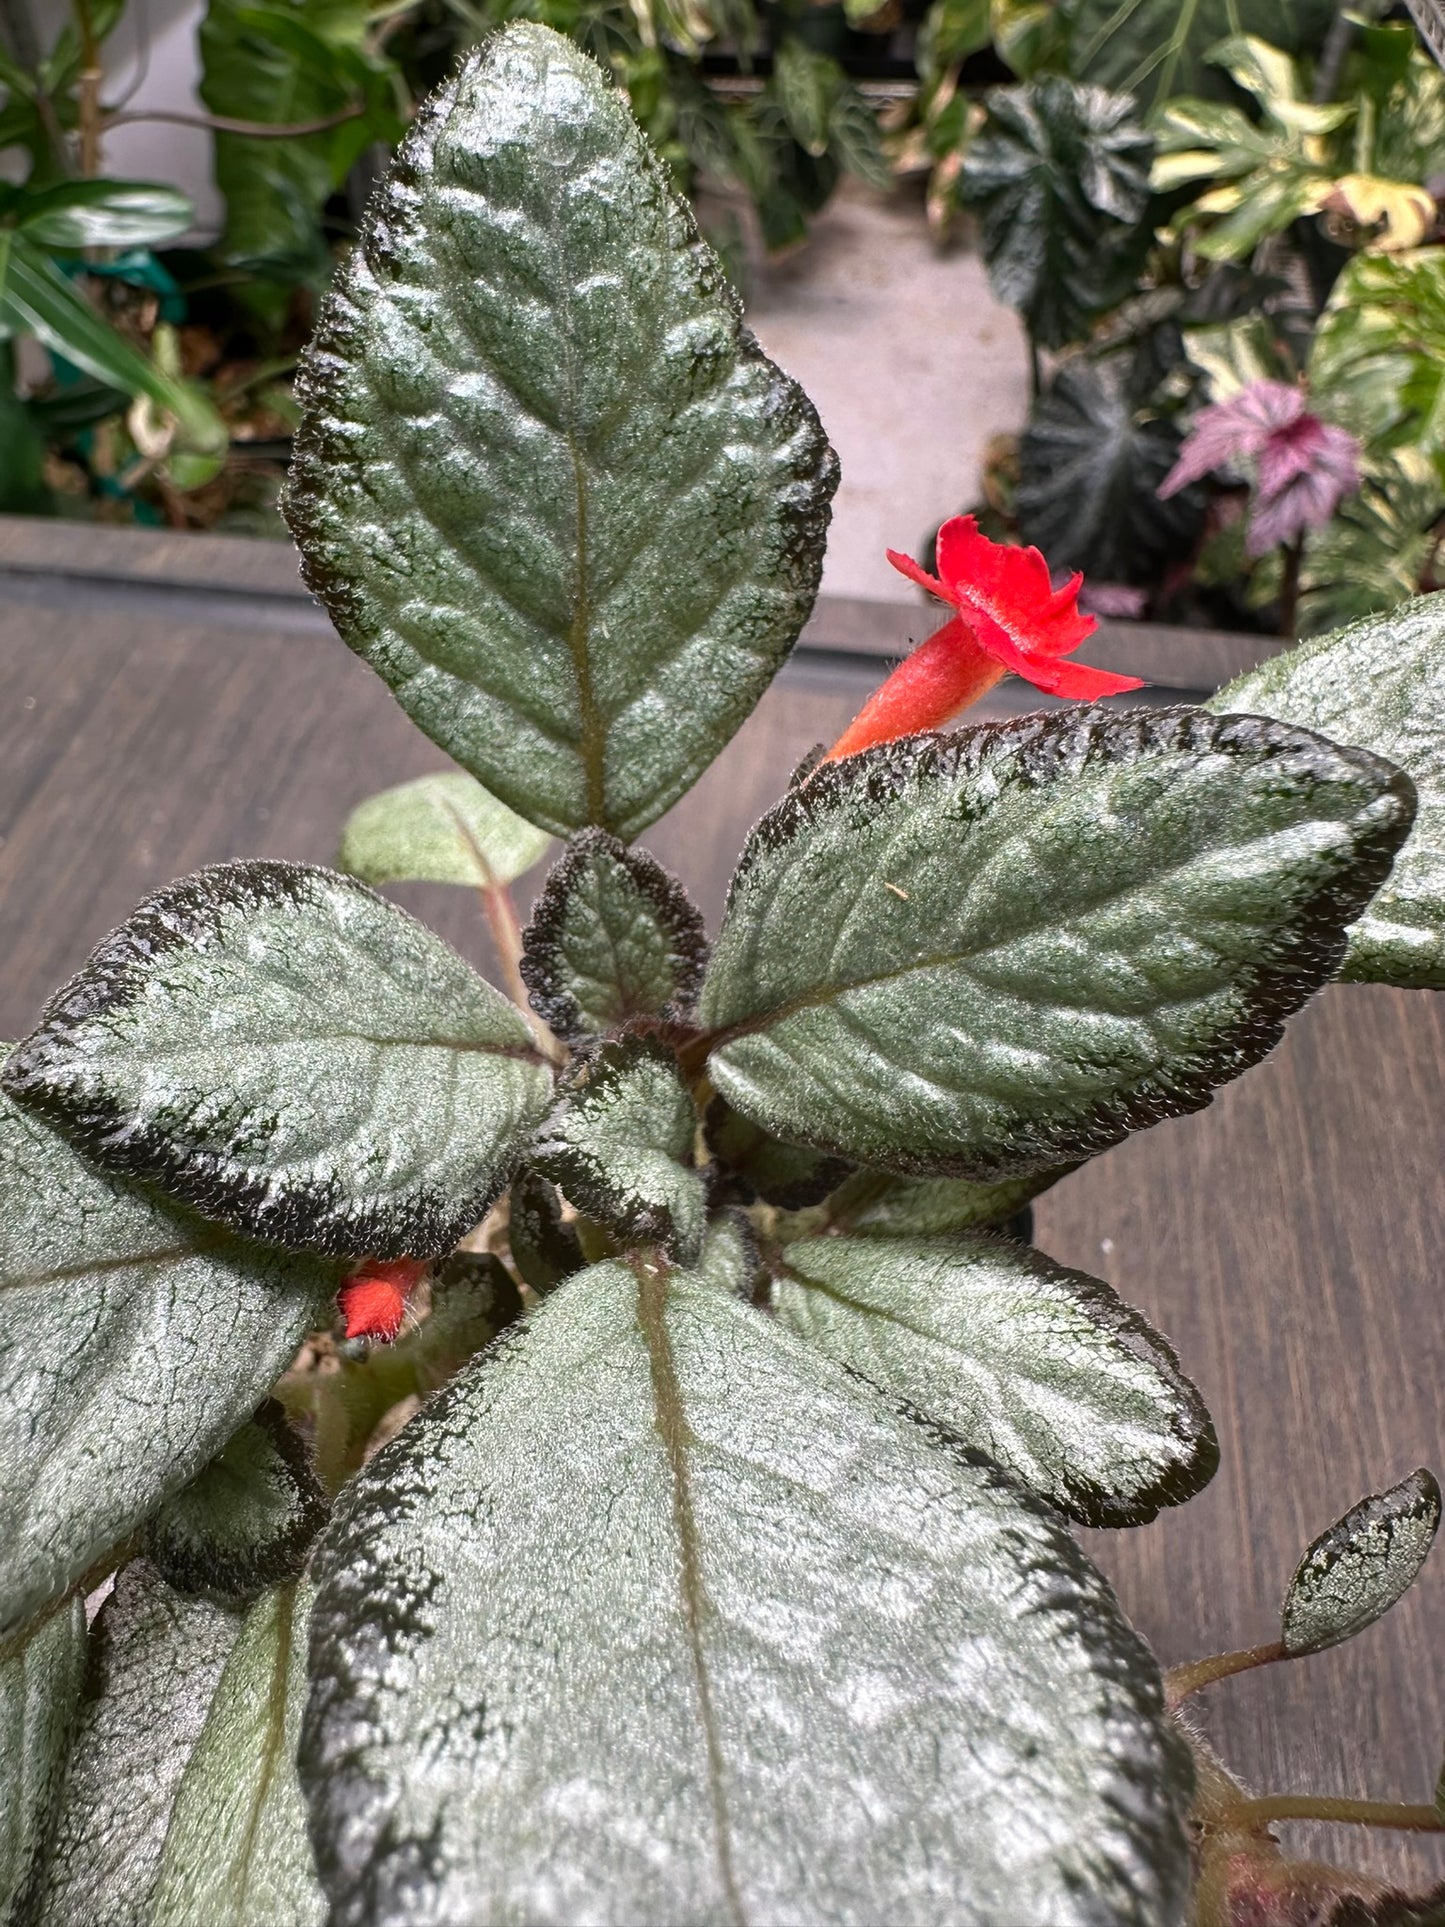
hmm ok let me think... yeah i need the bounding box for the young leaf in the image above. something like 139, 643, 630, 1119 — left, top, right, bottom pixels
700, 710, 1414, 1180
532, 1037, 705, 1262
1212, 597, 1445, 988
0, 1597, 86, 1924
144, 1403, 328, 1603
336, 770, 552, 890
303, 1240, 1190, 1925
1281, 1469, 1441, 1658
774, 1234, 1217, 1526
149, 1583, 324, 1927
506, 1170, 585, 1295
3, 861, 552, 1259
286, 24, 837, 839
806, 1164, 1075, 1238
704, 1094, 850, 1208
37, 1563, 245, 1927
0, 1088, 336, 1638
520, 830, 707, 1041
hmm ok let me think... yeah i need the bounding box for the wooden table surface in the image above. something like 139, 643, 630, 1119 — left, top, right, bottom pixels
1, 519, 1440, 1893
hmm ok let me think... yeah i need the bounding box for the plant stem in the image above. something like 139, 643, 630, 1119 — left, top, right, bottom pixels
1231, 1794, 1444, 1834
102, 104, 368, 138
1165, 1640, 1287, 1708
1028, 337, 1042, 401
1278, 536, 1304, 639
72, 0, 102, 177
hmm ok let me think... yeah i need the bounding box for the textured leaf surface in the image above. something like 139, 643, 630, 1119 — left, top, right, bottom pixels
533, 1036, 705, 1261
0, 1088, 335, 1637
774, 1234, 1217, 1526
803, 1164, 1074, 1238
337, 770, 552, 889
521, 829, 707, 1039
304, 1236, 1189, 1926
0, 1597, 86, 1924
1281, 1469, 1441, 1657
700, 711, 1413, 1178
3, 861, 551, 1258
285, 24, 837, 839
506, 1170, 584, 1294
144, 1403, 328, 1603
38, 1563, 243, 1927
1213, 598, 1445, 987
150, 1583, 324, 1927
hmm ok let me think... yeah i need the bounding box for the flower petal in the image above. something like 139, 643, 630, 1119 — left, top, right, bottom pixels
934, 515, 1098, 660
886, 547, 950, 602
822, 616, 1006, 762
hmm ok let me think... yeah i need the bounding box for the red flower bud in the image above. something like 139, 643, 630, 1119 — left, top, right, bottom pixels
337, 1257, 428, 1344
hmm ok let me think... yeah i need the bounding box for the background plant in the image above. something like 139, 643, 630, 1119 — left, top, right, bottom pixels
3, 25, 1445, 1922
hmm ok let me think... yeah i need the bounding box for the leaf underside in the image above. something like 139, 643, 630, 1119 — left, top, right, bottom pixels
520, 829, 708, 1040
1281, 1468, 1441, 1657
775, 1233, 1218, 1527
700, 709, 1414, 1179
303, 1229, 1190, 1927
1214, 595, 1445, 987
336, 769, 553, 890
0, 1086, 335, 1638
2, 861, 551, 1259
284, 23, 837, 840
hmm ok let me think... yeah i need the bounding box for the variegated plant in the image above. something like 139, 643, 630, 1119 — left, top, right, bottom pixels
3, 25, 1443, 1927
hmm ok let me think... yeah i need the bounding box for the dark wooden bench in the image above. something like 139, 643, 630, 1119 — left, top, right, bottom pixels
1, 515, 1440, 1890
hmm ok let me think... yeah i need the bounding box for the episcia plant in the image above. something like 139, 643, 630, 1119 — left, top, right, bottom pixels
3, 23, 1445, 1927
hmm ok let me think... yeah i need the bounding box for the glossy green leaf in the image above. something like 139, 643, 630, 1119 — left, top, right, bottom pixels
38, 1563, 244, 1927
144, 1403, 328, 1602
958, 78, 1154, 350
704, 1094, 849, 1208
774, 1234, 1217, 1526
700, 711, 1413, 1179
3, 861, 552, 1259
337, 769, 553, 890
0, 1087, 336, 1638
303, 1235, 1190, 1925
14, 179, 195, 250
150, 1583, 324, 1927
0, 1597, 86, 1925
1067, 0, 1335, 110
505, 1169, 584, 1295
1281, 1469, 1441, 1657
1018, 355, 1203, 583
285, 24, 837, 839
533, 1036, 705, 1261
520, 830, 707, 1041
801, 1163, 1074, 1238
1213, 597, 1445, 987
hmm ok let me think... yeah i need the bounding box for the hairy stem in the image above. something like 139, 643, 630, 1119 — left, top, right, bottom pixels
1231, 1794, 1444, 1834
1165, 1640, 1287, 1708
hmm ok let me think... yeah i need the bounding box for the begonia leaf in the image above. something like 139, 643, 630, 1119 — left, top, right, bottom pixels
285, 23, 836, 839
1213, 596, 1445, 987
520, 830, 706, 1041
700, 711, 1413, 1178
774, 1234, 1217, 1526
533, 1036, 705, 1261
0, 1597, 86, 1924
303, 1234, 1190, 1925
3, 861, 552, 1259
0, 1086, 336, 1639
144, 1403, 328, 1603
337, 770, 552, 890
1281, 1469, 1441, 1658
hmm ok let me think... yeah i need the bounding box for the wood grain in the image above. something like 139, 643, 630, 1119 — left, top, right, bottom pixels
0, 523, 1439, 1895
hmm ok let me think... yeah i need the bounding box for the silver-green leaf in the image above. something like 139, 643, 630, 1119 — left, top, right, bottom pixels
144, 1403, 328, 1603
38, 1563, 244, 1927
773, 1233, 1217, 1527
1212, 596, 1445, 987
520, 830, 707, 1040
700, 710, 1414, 1178
337, 769, 553, 890
0, 1597, 86, 1926
532, 1035, 705, 1261
304, 1234, 1189, 1925
150, 1582, 324, 1927
801, 1165, 1075, 1239
1281, 1469, 1441, 1658
0, 1088, 336, 1638
3, 861, 552, 1258
285, 23, 837, 839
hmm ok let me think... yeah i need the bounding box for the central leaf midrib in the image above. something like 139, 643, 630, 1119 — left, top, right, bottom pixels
633, 1256, 745, 1927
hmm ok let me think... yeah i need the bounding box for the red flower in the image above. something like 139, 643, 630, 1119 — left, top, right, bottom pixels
337, 1258, 428, 1343
823, 516, 1144, 764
